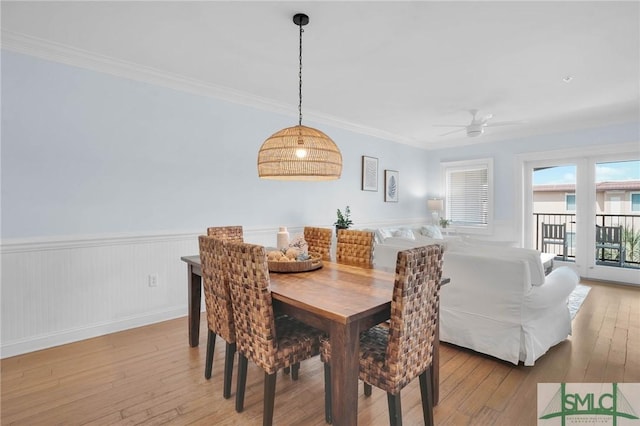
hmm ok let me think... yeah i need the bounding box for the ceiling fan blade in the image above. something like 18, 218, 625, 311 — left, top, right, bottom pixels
438, 128, 467, 136
480, 113, 493, 123
433, 124, 467, 128
486, 120, 524, 127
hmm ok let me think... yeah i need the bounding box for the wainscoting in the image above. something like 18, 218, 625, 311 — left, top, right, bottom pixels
1, 217, 504, 358
0, 228, 282, 358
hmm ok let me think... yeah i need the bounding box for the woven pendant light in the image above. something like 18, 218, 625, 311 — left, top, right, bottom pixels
257, 13, 342, 181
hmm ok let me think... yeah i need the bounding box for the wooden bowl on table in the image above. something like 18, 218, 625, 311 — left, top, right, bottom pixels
267, 251, 323, 273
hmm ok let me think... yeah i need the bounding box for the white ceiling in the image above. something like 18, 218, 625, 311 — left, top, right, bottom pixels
2, 1, 639, 150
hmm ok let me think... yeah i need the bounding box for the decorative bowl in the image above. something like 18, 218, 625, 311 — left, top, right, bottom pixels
268, 252, 323, 273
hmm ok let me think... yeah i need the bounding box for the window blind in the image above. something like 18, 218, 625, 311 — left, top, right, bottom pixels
446, 167, 488, 226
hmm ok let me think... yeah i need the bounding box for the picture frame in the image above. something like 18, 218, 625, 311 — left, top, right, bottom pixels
384, 170, 399, 202
361, 156, 378, 191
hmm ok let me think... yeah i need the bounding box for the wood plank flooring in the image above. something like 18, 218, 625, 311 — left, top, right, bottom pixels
2, 280, 639, 425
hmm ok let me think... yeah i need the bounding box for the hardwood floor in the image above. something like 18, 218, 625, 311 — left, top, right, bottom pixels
2, 280, 638, 425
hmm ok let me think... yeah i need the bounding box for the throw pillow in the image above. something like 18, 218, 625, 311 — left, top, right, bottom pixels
375, 228, 394, 243
393, 228, 416, 240
421, 225, 443, 240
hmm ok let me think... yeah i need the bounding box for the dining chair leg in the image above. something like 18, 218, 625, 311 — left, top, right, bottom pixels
364, 382, 372, 396
419, 368, 434, 426
291, 362, 300, 380
263, 372, 277, 426
323, 363, 332, 424
387, 392, 402, 426
204, 330, 216, 379
223, 342, 236, 399
236, 354, 248, 413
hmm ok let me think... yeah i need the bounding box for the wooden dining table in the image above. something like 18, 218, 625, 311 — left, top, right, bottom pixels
181, 255, 444, 426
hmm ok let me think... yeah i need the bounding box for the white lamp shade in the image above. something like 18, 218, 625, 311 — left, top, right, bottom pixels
427, 199, 444, 211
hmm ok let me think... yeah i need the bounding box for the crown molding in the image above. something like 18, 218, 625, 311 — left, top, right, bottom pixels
1, 30, 416, 147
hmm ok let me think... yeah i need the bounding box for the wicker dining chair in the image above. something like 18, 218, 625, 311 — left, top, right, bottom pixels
198, 234, 240, 399
336, 229, 375, 268
321, 245, 443, 426
225, 240, 323, 426
207, 225, 244, 242
304, 226, 333, 261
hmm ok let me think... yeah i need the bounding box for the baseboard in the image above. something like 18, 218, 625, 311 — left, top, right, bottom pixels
0, 306, 191, 359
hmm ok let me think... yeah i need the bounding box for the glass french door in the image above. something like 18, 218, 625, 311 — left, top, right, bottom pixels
531, 163, 577, 262
523, 152, 639, 285
594, 159, 640, 270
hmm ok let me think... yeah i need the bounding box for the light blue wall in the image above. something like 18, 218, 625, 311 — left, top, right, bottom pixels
426, 122, 640, 224
1, 51, 431, 239
3, 51, 638, 241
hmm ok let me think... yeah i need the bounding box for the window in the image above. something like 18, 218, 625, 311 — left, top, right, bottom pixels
632, 193, 640, 212
565, 193, 576, 211
443, 158, 493, 233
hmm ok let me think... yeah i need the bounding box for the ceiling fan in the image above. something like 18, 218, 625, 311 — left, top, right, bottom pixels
434, 109, 522, 137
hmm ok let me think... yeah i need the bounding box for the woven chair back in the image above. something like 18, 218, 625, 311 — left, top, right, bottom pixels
304, 227, 333, 261
385, 245, 442, 392
225, 241, 279, 373
336, 229, 374, 268
198, 235, 236, 343
207, 225, 244, 242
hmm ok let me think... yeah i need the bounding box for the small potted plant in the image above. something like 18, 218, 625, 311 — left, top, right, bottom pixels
334, 206, 353, 231
439, 218, 450, 228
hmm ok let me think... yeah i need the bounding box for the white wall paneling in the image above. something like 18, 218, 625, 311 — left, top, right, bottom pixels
0, 220, 430, 358
0, 227, 289, 358
1, 232, 197, 358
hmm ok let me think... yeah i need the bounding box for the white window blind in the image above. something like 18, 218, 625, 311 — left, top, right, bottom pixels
443, 158, 493, 231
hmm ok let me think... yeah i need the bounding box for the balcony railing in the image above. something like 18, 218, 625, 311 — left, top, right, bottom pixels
533, 213, 640, 268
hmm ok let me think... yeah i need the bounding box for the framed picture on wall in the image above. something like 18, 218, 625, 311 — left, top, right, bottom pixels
362, 156, 378, 191
385, 170, 399, 202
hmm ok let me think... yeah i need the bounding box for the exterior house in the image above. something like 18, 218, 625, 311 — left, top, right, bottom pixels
533, 181, 640, 215
532, 181, 640, 265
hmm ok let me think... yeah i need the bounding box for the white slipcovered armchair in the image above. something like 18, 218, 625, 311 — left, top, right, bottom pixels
440, 247, 579, 366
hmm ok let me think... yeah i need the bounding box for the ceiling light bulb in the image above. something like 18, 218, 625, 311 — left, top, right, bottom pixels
295, 148, 308, 158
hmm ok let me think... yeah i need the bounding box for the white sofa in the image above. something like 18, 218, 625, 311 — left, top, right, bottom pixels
371, 225, 579, 366
372, 225, 451, 271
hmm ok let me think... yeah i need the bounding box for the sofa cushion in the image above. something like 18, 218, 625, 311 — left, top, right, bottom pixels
449, 243, 546, 286
461, 236, 518, 248
380, 236, 433, 247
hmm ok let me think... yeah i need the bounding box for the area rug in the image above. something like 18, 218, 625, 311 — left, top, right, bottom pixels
568, 284, 591, 320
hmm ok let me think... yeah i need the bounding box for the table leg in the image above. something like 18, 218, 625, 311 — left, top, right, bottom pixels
329, 321, 360, 426
188, 266, 202, 347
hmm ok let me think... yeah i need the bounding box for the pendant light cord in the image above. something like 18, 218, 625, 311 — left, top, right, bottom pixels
298, 23, 304, 126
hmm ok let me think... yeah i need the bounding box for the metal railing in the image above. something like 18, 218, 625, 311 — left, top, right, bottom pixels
533, 213, 640, 267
